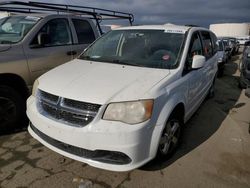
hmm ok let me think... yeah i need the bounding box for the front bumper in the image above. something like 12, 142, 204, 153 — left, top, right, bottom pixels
27, 96, 158, 171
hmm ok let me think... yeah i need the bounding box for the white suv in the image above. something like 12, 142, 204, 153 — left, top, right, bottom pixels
27, 24, 218, 171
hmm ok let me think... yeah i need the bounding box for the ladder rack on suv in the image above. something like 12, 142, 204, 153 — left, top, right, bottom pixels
0, 1, 134, 34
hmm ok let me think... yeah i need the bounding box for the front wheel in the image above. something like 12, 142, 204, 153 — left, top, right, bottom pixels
0, 85, 28, 132
156, 118, 182, 160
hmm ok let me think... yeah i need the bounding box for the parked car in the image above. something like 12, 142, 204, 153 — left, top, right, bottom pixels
217, 40, 228, 77
242, 40, 250, 54
237, 36, 250, 45
229, 37, 239, 54
219, 37, 233, 59
27, 24, 218, 171
0, 1, 133, 131
239, 46, 250, 89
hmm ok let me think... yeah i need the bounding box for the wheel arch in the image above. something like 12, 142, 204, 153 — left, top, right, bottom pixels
0, 73, 29, 99
149, 97, 186, 159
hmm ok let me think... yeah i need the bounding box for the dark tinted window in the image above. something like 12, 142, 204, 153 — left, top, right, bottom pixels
31, 18, 72, 47
72, 19, 95, 44
201, 31, 213, 59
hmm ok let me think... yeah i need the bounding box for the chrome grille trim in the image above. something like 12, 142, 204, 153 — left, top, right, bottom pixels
37, 90, 101, 127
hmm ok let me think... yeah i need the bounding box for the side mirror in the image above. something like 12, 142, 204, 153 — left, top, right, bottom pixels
38, 32, 50, 46
192, 55, 205, 69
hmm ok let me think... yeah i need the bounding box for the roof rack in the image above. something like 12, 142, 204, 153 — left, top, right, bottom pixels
0, 1, 134, 34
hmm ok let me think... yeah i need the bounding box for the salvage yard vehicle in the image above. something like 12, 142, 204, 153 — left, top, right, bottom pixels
220, 37, 233, 59
27, 24, 218, 171
229, 37, 239, 54
217, 39, 228, 77
0, 1, 133, 131
239, 46, 250, 89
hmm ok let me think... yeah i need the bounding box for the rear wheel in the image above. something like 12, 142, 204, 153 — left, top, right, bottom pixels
156, 117, 182, 160
0, 85, 28, 132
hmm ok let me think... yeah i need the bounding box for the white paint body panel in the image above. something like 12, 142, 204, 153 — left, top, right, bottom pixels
27, 25, 218, 171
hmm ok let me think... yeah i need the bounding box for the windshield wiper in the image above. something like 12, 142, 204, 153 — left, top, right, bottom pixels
112, 59, 143, 67
79, 55, 91, 60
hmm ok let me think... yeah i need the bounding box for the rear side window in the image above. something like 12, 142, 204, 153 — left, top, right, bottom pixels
72, 19, 95, 44
201, 31, 213, 60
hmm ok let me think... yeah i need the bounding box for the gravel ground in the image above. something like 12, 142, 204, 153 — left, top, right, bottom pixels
0, 51, 250, 188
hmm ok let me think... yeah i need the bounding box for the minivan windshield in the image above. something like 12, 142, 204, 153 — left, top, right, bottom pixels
80, 29, 185, 69
0, 16, 40, 44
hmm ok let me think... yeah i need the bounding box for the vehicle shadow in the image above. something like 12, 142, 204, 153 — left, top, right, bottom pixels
0, 125, 27, 136
141, 54, 243, 171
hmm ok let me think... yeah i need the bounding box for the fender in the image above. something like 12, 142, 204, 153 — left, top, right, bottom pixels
148, 91, 186, 159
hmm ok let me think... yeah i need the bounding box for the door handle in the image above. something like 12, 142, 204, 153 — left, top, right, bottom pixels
67, 51, 77, 56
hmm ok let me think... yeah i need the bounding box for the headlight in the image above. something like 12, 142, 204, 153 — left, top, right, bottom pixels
103, 100, 154, 124
32, 79, 39, 96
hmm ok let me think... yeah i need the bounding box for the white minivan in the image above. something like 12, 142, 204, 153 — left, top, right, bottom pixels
27, 24, 218, 171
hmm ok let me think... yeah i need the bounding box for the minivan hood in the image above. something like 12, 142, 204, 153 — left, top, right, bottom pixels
0, 44, 11, 52
38, 59, 170, 104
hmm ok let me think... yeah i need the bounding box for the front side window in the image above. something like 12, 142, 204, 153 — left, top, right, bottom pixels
186, 32, 203, 68
31, 18, 72, 47
0, 16, 40, 44
80, 30, 185, 69
72, 19, 95, 44
201, 31, 213, 59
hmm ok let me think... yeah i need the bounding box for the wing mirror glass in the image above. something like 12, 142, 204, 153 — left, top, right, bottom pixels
192, 55, 205, 69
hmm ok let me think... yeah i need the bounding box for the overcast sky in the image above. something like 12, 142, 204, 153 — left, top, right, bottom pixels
4, 0, 250, 27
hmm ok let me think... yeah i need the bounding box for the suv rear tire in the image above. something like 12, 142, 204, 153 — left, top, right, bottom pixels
0, 85, 28, 132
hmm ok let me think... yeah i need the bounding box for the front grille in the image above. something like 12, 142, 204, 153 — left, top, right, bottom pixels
30, 123, 132, 165
37, 90, 101, 127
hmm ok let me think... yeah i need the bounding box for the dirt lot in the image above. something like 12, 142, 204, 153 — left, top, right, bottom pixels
0, 51, 250, 188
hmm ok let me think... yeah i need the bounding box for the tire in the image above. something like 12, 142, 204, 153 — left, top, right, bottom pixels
0, 85, 28, 132
156, 116, 182, 160
217, 65, 224, 78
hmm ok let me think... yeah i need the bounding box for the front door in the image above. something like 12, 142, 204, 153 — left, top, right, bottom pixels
24, 18, 73, 82
184, 32, 206, 116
